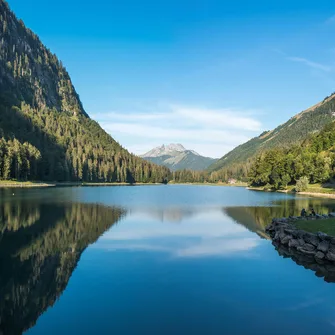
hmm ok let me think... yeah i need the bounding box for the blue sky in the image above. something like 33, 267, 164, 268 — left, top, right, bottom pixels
7, 0, 335, 157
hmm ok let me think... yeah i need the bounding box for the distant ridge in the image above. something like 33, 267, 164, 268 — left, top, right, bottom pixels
208, 93, 335, 174
141, 144, 217, 171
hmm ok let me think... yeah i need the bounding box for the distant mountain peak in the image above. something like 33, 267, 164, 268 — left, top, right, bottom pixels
141, 143, 194, 158
140, 144, 216, 171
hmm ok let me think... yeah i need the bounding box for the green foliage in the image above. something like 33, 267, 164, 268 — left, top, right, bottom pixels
249, 121, 335, 190
295, 176, 309, 192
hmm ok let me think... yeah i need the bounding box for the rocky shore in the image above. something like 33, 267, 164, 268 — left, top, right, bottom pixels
266, 214, 335, 263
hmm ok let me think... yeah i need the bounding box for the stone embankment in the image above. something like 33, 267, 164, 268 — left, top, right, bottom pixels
266, 214, 335, 262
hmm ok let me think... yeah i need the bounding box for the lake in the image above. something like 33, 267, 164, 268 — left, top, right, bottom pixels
1, 185, 335, 335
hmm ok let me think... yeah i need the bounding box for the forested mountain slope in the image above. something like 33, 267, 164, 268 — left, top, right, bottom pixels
208, 94, 335, 174
249, 120, 335, 189
0, 0, 170, 183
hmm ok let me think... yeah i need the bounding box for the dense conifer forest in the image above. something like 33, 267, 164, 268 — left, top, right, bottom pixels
249, 121, 335, 189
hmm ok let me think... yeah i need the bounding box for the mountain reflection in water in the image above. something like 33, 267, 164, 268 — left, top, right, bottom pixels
2, 189, 335, 334
0, 201, 125, 335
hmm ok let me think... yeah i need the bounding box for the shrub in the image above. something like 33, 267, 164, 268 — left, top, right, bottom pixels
295, 176, 309, 192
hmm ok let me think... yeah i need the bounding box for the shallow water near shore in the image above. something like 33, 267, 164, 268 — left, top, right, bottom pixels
1, 185, 335, 335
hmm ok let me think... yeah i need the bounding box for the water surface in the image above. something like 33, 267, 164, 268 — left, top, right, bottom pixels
1, 185, 335, 335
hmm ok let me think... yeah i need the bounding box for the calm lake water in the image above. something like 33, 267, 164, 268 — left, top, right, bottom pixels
1, 185, 335, 335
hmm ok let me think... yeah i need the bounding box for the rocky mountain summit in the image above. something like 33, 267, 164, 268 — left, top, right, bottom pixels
141, 144, 217, 171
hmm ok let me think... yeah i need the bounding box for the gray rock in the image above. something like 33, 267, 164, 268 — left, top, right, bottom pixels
281, 235, 292, 245
315, 251, 325, 260
303, 233, 320, 247
303, 243, 316, 251
326, 251, 335, 262
288, 239, 300, 248
329, 213, 335, 217
296, 230, 305, 238
297, 247, 316, 256
317, 240, 330, 253
317, 232, 330, 241
279, 232, 286, 241
298, 238, 305, 246
316, 214, 323, 219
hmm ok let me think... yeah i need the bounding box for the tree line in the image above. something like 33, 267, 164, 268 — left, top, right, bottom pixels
0, 103, 171, 183
249, 121, 335, 189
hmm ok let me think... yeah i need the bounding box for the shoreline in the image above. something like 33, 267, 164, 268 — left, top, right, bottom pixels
0, 181, 248, 188
247, 186, 335, 199
0, 181, 164, 188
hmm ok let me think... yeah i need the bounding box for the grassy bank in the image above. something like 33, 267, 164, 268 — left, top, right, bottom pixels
169, 181, 248, 187
293, 218, 335, 236
247, 183, 335, 198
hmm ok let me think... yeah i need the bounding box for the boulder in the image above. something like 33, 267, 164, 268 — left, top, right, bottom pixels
281, 235, 292, 245
296, 230, 305, 239
279, 232, 286, 241
303, 243, 316, 251
303, 233, 320, 247
317, 240, 330, 253
329, 213, 335, 217
288, 239, 300, 248
316, 214, 323, 219
273, 231, 280, 241
315, 251, 325, 260
298, 238, 305, 246
326, 251, 335, 262
297, 245, 316, 256
317, 232, 330, 241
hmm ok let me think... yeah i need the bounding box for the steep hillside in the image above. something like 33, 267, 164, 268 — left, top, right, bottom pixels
141, 144, 217, 171
249, 119, 335, 189
208, 94, 335, 173
0, 0, 170, 183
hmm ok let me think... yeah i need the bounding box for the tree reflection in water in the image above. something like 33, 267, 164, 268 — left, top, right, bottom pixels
0, 201, 125, 335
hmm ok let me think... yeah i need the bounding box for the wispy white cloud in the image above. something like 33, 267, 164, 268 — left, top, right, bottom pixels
174, 237, 259, 258
92, 104, 262, 157
287, 56, 331, 72
95, 209, 260, 258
